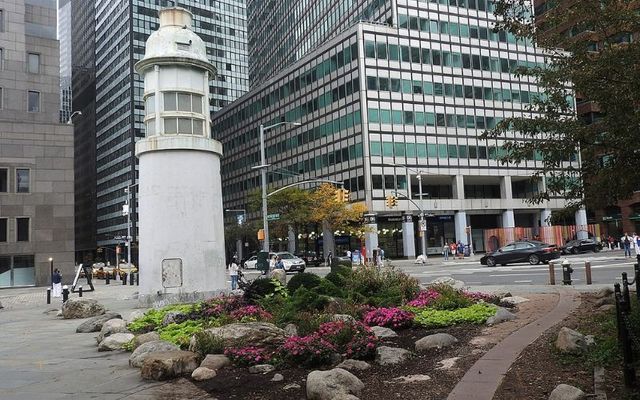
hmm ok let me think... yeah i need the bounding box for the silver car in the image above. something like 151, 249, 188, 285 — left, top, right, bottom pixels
276, 252, 306, 273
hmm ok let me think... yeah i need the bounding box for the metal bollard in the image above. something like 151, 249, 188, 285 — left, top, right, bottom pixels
46, 288, 51, 304
78, 286, 83, 297
105, 273, 110, 285
62, 285, 69, 302
548, 261, 555, 285
122, 274, 127, 285
129, 272, 134, 285
136, 272, 139, 286
585, 261, 592, 285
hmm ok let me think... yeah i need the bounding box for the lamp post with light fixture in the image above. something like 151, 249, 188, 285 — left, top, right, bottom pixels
49, 257, 53, 287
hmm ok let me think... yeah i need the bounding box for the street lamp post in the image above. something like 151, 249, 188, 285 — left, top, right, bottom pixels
254, 121, 301, 252
124, 183, 138, 272
49, 257, 53, 287
416, 173, 428, 261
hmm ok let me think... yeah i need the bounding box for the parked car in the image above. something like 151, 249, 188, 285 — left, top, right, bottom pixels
276, 252, 306, 273
295, 251, 321, 267
481, 240, 560, 267
560, 239, 602, 255
243, 253, 276, 269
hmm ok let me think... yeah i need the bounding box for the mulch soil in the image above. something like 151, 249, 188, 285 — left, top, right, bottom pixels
494, 293, 634, 400
194, 324, 485, 400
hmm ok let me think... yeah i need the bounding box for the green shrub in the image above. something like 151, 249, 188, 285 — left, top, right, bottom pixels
127, 303, 197, 333
325, 271, 346, 287
290, 286, 331, 312
292, 312, 333, 336
313, 278, 345, 297
429, 284, 473, 310
413, 303, 497, 328
343, 266, 420, 307
157, 319, 205, 348
243, 277, 280, 304
192, 331, 226, 356
287, 273, 322, 293
122, 338, 136, 352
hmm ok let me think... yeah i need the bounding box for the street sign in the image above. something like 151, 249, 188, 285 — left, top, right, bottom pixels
267, 213, 280, 221
419, 220, 427, 231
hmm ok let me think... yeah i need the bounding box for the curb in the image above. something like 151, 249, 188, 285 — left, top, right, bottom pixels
447, 287, 580, 399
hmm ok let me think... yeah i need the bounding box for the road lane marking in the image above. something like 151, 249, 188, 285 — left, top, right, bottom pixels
489, 273, 548, 277
513, 280, 532, 283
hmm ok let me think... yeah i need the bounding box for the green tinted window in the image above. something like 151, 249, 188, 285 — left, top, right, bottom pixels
425, 112, 435, 126
365, 41, 376, 58
383, 141, 393, 157
368, 108, 380, 123
406, 143, 416, 157
380, 109, 391, 124
388, 44, 399, 61
392, 110, 403, 124
438, 144, 448, 158
370, 141, 381, 156
395, 142, 406, 157
417, 143, 427, 157
427, 143, 437, 157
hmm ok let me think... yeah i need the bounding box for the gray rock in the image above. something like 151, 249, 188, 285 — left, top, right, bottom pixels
598, 304, 615, 312
161, 311, 187, 326
415, 333, 458, 351
493, 291, 512, 299
332, 395, 359, 400
392, 374, 431, 383
62, 298, 106, 319
97, 318, 129, 343
555, 327, 590, 354
332, 314, 356, 323
548, 384, 586, 400
330, 352, 343, 365
271, 269, 286, 285
76, 312, 122, 333
283, 383, 301, 390
132, 331, 161, 349
141, 350, 201, 381
501, 296, 529, 305
306, 368, 364, 400
375, 346, 412, 365
127, 310, 146, 323
429, 276, 465, 289
129, 340, 180, 367
594, 297, 614, 307
191, 367, 216, 381
437, 357, 460, 370
595, 287, 613, 299
249, 364, 275, 374
98, 332, 135, 351
200, 354, 231, 370
486, 308, 517, 325
271, 373, 284, 382
284, 323, 298, 337
336, 359, 371, 371
370, 326, 398, 338
190, 322, 286, 350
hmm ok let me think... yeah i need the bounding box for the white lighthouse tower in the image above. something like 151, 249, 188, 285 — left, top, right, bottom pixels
135, 7, 226, 302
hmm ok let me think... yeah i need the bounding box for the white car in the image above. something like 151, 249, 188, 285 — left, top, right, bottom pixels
243, 253, 275, 269
276, 252, 306, 273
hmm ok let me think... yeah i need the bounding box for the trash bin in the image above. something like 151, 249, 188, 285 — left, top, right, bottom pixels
464, 245, 470, 257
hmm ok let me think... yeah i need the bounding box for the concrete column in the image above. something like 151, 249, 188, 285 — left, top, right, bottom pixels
288, 226, 296, 254
322, 221, 335, 259
540, 209, 552, 227
236, 239, 243, 261
500, 176, 513, 199
452, 175, 465, 199
575, 208, 588, 239
454, 211, 468, 244
402, 214, 416, 258
363, 214, 379, 259
502, 209, 515, 243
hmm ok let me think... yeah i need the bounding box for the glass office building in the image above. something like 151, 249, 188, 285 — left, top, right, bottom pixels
92, 0, 248, 255
214, 0, 580, 258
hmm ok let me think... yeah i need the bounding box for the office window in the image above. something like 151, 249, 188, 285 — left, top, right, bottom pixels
0, 48, 3, 69
27, 53, 40, 74
16, 169, 29, 193
27, 91, 39, 112
16, 218, 29, 242
0, 10, 4, 32
0, 168, 6, 192
0, 218, 5, 242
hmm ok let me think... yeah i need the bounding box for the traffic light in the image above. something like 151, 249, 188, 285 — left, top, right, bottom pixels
385, 195, 398, 208
341, 188, 349, 203
335, 188, 344, 203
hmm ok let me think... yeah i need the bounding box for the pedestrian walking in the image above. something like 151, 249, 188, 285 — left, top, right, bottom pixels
275, 256, 285, 270
326, 251, 333, 267
229, 260, 239, 290
442, 242, 450, 261
269, 254, 277, 272
52, 269, 62, 298
457, 241, 465, 259
623, 233, 632, 258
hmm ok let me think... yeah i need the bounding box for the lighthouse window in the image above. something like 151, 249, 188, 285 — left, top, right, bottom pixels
178, 118, 191, 134
193, 120, 203, 135
192, 95, 203, 113
164, 118, 177, 134
145, 95, 155, 114
146, 119, 155, 136
178, 93, 191, 111
164, 92, 177, 111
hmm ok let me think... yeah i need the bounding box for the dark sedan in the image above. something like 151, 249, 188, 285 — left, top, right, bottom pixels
481, 240, 560, 267
560, 239, 602, 255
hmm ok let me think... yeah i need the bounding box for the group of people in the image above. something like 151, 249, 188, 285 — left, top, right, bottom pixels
227, 253, 287, 290
442, 241, 466, 261
620, 232, 640, 258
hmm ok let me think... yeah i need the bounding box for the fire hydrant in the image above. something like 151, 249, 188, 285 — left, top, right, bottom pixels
561, 259, 573, 285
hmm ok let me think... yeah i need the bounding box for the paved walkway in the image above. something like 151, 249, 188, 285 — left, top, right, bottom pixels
447, 287, 580, 399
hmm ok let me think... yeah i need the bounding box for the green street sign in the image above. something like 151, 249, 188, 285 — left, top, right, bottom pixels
267, 213, 280, 221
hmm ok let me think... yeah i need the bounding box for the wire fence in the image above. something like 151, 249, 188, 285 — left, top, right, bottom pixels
614, 258, 640, 388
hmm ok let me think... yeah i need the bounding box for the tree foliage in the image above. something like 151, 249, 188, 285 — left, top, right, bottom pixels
486, 0, 640, 208
308, 184, 368, 232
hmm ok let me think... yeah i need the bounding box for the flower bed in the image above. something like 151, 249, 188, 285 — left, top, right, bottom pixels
412, 303, 498, 328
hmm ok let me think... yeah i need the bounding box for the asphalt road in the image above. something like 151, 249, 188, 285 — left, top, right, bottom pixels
242, 249, 638, 287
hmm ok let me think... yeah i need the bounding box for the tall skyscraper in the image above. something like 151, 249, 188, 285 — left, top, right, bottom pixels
58, 0, 72, 124
214, 0, 587, 259
71, 0, 248, 260
0, 0, 75, 286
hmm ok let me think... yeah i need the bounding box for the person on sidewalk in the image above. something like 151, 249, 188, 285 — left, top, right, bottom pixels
456, 241, 465, 259
442, 242, 450, 261
52, 269, 62, 298
622, 233, 632, 258
228, 260, 239, 290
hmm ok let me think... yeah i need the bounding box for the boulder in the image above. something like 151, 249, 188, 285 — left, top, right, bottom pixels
501, 296, 529, 305
486, 308, 517, 325
129, 340, 180, 367
437, 357, 460, 370
200, 354, 231, 370
392, 374, 431, 383
429, 277, 465, 289
336, 359, 371, 371
132, 332, 161, 349
594, 297, 614, 307
555, 327, 590, 354
595, 287, 613, 299
284, 323, 298, 337
97, 318, 129, 343
598, 304, 615, 312
332, 314, 356, 323
98, 332, 135, 351
271, 269, 287, 285
127, 310, 146, 323
161, 311, 187, 326
376, 346, 412, 366
62, 298, 106, 319
271, 373, 284, 382
190, 322, 286, 350
191, 367, 216, 381
249, 364, 275, 374
370, 326, 398, 338
332, 395, 359, 400
75, 312, 122, 333
283, 383, 301, 390
415, 333, 458, 351
141, 350, 201, 381
548, 384, 585, 400
306, 368, 364, 400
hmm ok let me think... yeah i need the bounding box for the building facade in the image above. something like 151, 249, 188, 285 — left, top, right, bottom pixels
72, 0, 248, 262
58, 0, 72, 123
0, 0, 75, 286
214, 0, 583, 258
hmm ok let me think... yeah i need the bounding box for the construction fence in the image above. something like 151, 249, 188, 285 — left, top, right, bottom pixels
482, 224, 602, 252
